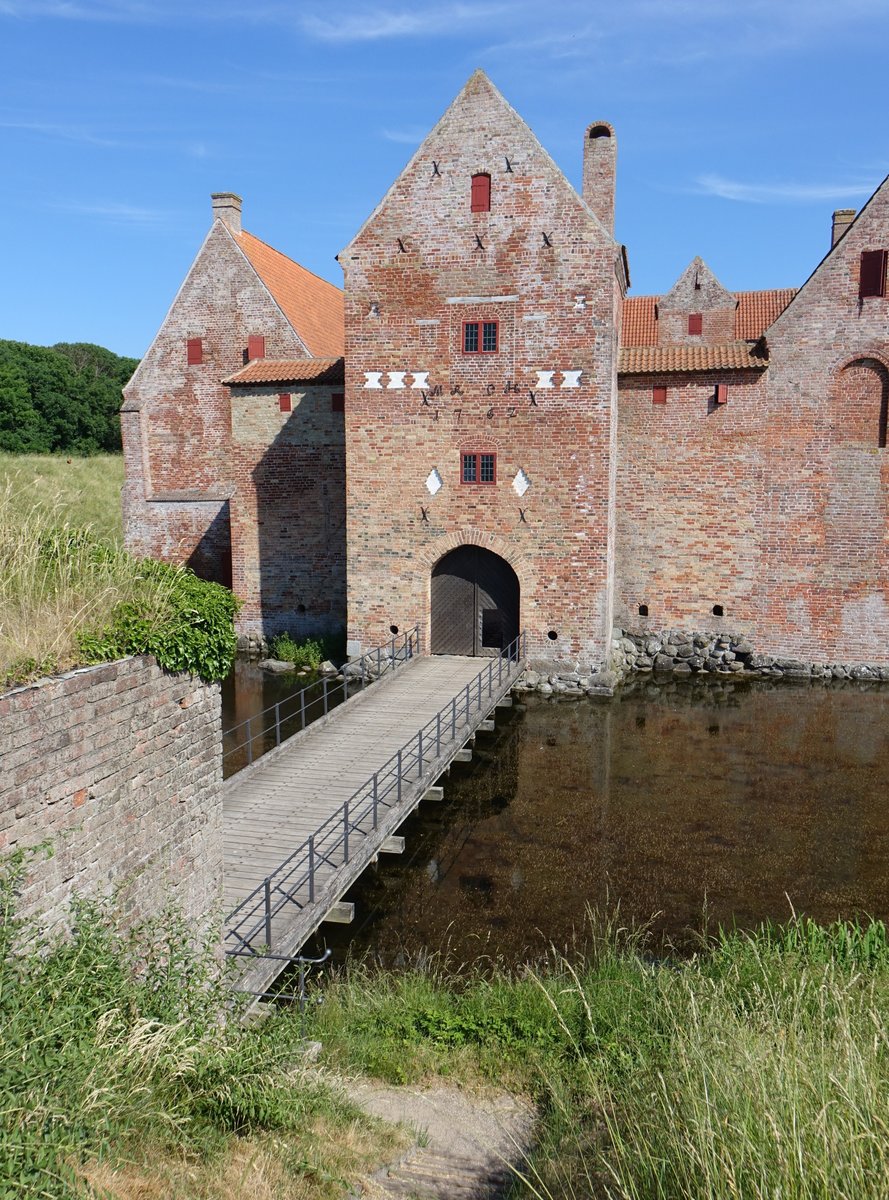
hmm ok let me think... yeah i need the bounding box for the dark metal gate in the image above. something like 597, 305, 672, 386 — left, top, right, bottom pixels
430, 545, 520, 656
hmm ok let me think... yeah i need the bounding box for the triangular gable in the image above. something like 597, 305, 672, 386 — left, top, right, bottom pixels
659, 256, 735, 312
340, 68, 614, 256
622, 289, 796, 347
768, 173, 889, 336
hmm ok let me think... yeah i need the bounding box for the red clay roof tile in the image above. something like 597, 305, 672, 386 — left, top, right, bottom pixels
621, 288, 796, 347
235, 230, 344, 358
619, 342, 769, 374
223, 357, 344, 386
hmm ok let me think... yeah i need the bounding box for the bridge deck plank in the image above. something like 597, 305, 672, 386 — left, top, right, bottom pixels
223, 655, 492, 904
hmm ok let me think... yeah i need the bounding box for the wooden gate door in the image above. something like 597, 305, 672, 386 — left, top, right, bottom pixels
431, 546, 519, 655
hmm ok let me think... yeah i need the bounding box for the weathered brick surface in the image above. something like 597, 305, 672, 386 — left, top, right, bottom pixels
0, 657, 223, 939
229, 384, 346, 636
122, 215, 312, 591
341, 70, 622, 667
614, 182, 889, 663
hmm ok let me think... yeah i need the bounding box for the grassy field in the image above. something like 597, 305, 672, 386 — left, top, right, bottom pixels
0, 452, 237, 687
0, 452, 125, 545
308, 913, 889, 1199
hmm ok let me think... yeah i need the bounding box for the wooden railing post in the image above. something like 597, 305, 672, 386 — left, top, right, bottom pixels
308, 836, 315, 902
343, 802, 349, 862
264, 878, 272, 947
274, 702, 281, 747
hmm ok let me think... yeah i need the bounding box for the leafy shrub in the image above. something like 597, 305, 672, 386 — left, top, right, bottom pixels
75, 558, 240, 683
269, 632, 344, 670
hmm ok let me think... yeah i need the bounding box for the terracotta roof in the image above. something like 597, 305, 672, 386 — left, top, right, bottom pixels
234, 230, 344, 358
223, 357, 344, 386
619, 342, 769, 374
621, 288, 796, 347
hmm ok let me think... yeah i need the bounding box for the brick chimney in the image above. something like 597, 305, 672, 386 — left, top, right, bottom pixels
831, 208, 856, 248
582, 121, 616, 237
211, 192, 242, 234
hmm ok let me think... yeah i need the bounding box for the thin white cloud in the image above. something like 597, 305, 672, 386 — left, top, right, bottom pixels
381, 126, 428, 145
299, 3, 512, 41
0, 118, 125, 148
696, 174, 879, 204
52, 200, 170, 224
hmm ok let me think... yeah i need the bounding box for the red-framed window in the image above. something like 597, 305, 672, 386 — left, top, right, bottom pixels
860, 250, 887, 299
715, 383, 728, 405
688, 313, 703, 335
652, 386, 667, 404
463, 320, 498, 353
248, 334, 265, 360
186, 337, 203, 365
471, 173, 491, 212
278, 393, 291, 413
461, 451, 497, 484
331, 393, 344, 412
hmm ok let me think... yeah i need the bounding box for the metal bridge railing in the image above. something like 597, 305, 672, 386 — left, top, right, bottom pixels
225, 630, 527, 957
223, 626, 421, 776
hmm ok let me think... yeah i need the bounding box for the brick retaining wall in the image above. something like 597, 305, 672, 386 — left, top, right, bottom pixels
0, 656, 223, 940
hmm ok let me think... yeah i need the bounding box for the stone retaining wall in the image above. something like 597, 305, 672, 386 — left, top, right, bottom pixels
0, 656, 223, 940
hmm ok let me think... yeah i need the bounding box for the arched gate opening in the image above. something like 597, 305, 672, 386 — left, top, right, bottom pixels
430, 545, 520, 656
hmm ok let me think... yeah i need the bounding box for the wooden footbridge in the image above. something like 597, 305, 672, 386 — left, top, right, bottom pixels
223, 631, 526, 997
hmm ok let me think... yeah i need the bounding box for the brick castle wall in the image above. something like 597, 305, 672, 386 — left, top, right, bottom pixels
230, 383, 346, 637
0, 657, 223, 940
122, 219, 311, 591
342, 71, 621, 668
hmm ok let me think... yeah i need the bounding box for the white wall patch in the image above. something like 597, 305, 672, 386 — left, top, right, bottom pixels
561, 370, 582, 388
363, 371, 383, 389
535, 370, 555, 389
425, 468, 443, 496
411, 371, 429, 389
387, 371, 407, 389
512, 469, 531, 497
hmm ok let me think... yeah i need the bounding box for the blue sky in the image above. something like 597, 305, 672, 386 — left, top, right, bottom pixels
2, 0, 888, 358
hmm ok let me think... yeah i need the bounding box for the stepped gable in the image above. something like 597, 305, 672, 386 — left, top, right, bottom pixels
235, 229, 344, 358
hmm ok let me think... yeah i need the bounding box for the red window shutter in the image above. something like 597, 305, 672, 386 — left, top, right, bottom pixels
186, 337, 202, 365
471, 173, 491, 213
248, 335, 265, 360
715, 384, 728, 405
688, 313, 703, 335
331, 393, 344, 412
652, 386, 667, 404
859, 250, 887, 299
278, 393, 291, 413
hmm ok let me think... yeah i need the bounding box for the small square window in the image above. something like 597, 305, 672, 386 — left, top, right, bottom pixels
652, 386, 667, 404
278, 393, 291, 413
860, 250, 888, 299
461, 452, 496, 485
463, 319, 498, 354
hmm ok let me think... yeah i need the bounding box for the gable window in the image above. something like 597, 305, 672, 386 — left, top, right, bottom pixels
463, 320, 498, 353
461, 451, 496, 484
652, 386, 667, 404
186, 337, 203, 365
471, 173, 491, 213
859, 250, 888, 299
247, 334, 265, 360
278, 393, 292, 413
688, 313, 703, 335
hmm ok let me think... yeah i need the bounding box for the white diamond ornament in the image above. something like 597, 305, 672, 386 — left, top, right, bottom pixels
425, 468, 443, 496
513, 469, 530, 497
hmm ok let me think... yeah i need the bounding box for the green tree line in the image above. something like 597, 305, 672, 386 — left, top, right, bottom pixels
0, 340, 139, 455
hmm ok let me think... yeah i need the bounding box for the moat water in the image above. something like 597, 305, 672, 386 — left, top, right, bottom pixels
222, 668, 889, 966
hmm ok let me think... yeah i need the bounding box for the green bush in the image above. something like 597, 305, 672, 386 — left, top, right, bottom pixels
269, 632, 345, 670
76, 557, 240, 682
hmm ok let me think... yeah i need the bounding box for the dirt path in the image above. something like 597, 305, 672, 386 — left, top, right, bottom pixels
348, 1079, 536, 1199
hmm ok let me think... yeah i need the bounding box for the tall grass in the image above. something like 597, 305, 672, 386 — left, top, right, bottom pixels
0, 482, 175, 685
0, 852, 402, 1198
307, 913, 889, 1199
0, 452, 124, 545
